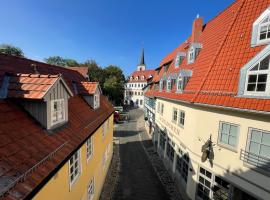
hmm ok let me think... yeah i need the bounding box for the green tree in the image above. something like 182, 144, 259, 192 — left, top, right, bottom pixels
44, 56, 66, 66
103, 65, 125, 105
65, 59, 79, 67
83, 60, 106, 86
0, 44, 24, 57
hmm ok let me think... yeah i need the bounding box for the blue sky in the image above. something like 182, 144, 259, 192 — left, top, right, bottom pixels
0, 0, 234, 76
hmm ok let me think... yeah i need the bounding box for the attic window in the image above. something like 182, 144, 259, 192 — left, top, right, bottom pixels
167, 78, 172, 91
251, 7, 270, 46
245, 55, 270, 95
187, 43, 201, 64
141, 76, 145, 80
135, 76, 138, 80
175, 52, 185, 68
94, 94, 100, 109
176, 70, 192, 92
259, 15, 270, 42
51, 99, 65, 126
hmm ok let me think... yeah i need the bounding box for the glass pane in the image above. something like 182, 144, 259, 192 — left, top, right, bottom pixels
258, 74, 268, 82
230, 125, 238, 137
260, 25, 267, 32
256, 83, 266, 91
249, 142, 260, 154
247, 84, 256, 91
260, 33, 267, 40
259, 56, 270, 70
248, 75, 257, 83
222, 123, 230, 134
205, 180, 211, 188
250, 64, 259, 71
260, 145, 270, 158
206, 171, 212, 179
262, 133, 270, 145
221, 133, 229, 144
262, 16, 269, 23
229, 136, 237, 147
251, 130, 262, 142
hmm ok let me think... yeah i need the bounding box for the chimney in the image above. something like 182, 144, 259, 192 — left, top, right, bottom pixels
31, 64, 39, 74
191, 14, 203, 43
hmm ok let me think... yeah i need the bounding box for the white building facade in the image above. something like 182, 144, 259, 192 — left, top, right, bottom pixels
145, 1, 270, 200
124, 49, 154, 108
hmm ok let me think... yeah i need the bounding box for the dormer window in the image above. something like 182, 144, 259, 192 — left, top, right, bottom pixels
176, 70, 193, 92
94, 94, 100, 109
167, 78, 172, 91
135, 76, 138, 80
130, 77, 133, 81
175, 52, 185, 68
141, 76, 145, 80
258, 15, 270, 42
51, 99, 65, 126
245, 55, 270, 95
251, 7, 270, 46
187, 43, 201, 64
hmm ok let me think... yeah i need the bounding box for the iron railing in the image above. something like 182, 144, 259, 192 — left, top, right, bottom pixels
240, 149, 270, 172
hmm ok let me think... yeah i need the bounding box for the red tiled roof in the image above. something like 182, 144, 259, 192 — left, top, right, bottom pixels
0, 53, 114, 199
6, 73, 60, 99
77, 81, 99, 95
128, 69, 155, 83
69, 67, 89, 79
145, 0, 270, 113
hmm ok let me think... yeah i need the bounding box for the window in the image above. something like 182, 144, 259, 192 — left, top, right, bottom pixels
159, 131, 166, 150
87, 178, 94, 200
140, 99, 143, 105
86, 137, 93, 161
167, 78, 171, 91
188, 47, 195, 63
51, 99, 65, 125
175, 52, 185, 68
157, 102, 160, 113
179, 110, 185, 126
162, 79, 167, 90
172, 108, 178, 123
161, 103, 164, 115
176, 147, 189, 183
102, 120, 109, 139
69, 150, 81, 186
94, 94, 100, 109
246, 128, 270, 167
166, 141, 175, 162
258, 15, 270, 42
177, 76, 184, 91
245, 55, 270, 95
218, 122, 239, 149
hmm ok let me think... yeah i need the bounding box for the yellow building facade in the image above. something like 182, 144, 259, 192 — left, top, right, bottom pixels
34, 115, 114, 200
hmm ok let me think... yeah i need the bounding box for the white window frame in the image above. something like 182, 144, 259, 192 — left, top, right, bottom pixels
218, 121, 239, 151
245, 128, 270, 167
172, 108, 178, 123
69, 149, 81, 188
51, 99, 65, 126
188, 47, 195, 64
177, 76, 183, 91
87, 177, 95, 200
257, 15, 270, 44
244, 54, 270, 96
86, 136, 93, 162
167, 78, 172, 91
179, 110, 185, 127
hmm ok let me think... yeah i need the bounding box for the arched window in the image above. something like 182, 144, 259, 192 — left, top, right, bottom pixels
245, 55, 270, 95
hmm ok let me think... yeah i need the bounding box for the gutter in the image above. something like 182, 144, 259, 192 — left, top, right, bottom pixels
158, 96, 270, 116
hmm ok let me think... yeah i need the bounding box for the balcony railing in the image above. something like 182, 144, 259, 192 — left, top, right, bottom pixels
240, 149, 270, 173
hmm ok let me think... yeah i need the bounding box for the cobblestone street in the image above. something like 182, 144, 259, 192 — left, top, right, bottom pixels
100, 109, 183, 200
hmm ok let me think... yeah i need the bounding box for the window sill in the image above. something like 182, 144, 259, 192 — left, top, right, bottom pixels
69, 174, 81, 191
217, 142, 238, 153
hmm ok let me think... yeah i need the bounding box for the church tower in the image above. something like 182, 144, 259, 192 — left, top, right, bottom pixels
137, 48, 146, 71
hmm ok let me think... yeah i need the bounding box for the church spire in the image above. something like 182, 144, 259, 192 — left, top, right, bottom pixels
137, 48, 146, 71
139, 48, 145, 66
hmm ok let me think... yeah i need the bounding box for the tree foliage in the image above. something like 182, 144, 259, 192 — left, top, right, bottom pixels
0, 44, 24, 57
44, 56, 125, 105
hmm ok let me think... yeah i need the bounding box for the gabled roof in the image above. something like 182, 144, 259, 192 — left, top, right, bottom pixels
2, 73, 73, 99
145, 0, 270, 113
0, 53, 114, 199
77, 81, 101, 95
